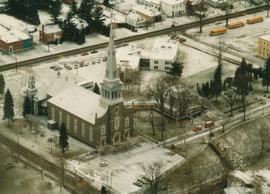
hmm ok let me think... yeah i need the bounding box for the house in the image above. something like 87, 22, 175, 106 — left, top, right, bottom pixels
125, 11, 146, 31
139, 38, 180, 71
136, 0, 161, 10
257, 35, 270, 59
205, 0, 228, 8
62, 0, 76, 4
0, 25, 33, 53
132, 5, 162, 23
161, 0, 186, 17
39, 24, 63, 44
47, 24, 133, 149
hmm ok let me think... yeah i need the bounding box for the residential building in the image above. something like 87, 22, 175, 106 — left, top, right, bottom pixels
0, 25, 33, 53
39, 24, 63, 44
125, 11, 146, 31
161, 0, 186, 17
47, 24, 133, 149
139, 38, 180, 71
257, 35, 270, 59
136, 0, 161, 10
132, 5, 162, 23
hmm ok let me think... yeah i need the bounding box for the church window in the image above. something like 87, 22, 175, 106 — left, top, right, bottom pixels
51, 107, 55, 120
113, 71, 117, 78
74, 118, 78, 134
125, 117, 129, 128
115, 117, 120, 129
59, 111, 62, 125
81, 122, 86, 138
115, 105, 119, 114
89, 126, 93, 141
66, 115, 70, 129
101, 125, 106, 136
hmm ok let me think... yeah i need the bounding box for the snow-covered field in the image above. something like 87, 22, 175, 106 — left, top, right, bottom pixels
67, 141, 183, 194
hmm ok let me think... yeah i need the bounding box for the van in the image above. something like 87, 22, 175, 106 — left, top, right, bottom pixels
204, 121, 215, 128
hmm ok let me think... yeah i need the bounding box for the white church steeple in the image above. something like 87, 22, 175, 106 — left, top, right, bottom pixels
100, 22, 123, 105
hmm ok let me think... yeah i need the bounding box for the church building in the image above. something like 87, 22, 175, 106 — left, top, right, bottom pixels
46, 24, 133, 149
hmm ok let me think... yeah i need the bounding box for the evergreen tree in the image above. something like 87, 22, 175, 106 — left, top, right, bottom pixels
93, 7, 105, 32
79, 0, 94, 33
103, 0, 110, 7
50, 0, 62, 24
0, 73, 5, 98
262, 57, 270, 92
234, 58, 251, 120
3, 89, 14, 126
59, 123, 69, 154
93, 82, 100, 95
22, 95, 31, 119
212, 63, 222, 101
101, 185, 107, 194
167, 61, 183, 77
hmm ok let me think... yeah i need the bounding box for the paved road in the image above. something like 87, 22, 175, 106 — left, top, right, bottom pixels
0, 133, 97, 194
0, 5, 268, 72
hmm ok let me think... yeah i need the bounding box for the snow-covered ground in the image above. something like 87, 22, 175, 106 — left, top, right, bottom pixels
67, 141, 183, 194
185, 11, 270, 66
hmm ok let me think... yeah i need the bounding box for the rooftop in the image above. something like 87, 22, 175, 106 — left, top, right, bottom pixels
0, 25, 31, 43
42, 24, 62, 34
259, 34, 270, 42
48, 86, 108, 124
132, 5, 161, 17
162, 0, 185, 5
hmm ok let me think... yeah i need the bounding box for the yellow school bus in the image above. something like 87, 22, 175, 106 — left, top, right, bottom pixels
228, 21, 245, 29
209, 27, 227, 36
247, 16, 263, 24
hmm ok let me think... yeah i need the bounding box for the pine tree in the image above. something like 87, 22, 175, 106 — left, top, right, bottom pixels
262, 57, 270, 92
167, 61, 183, 77
3, 89, 14, 126
79, 0, 94, 33
101, 185, 107, 194
0, 73, 5, 98
93, 7, 105, 32
93, 82, 100, 95
212, 63, 222, 101
22, 95, 31, 119
59, 123, 69, 154
103, 0, 110, 7
50, 0, 62, 24
234, 58, 251, 120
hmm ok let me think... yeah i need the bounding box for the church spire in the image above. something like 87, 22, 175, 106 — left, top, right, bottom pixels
104, 22, 118, 82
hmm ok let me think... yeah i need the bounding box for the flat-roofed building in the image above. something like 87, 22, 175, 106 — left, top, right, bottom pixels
257, 35, 270, 59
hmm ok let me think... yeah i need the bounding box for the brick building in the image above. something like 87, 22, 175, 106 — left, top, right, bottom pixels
39, 24, 63, 44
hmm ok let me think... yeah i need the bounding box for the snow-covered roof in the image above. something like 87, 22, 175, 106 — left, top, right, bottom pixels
116, 45, 140, 70
161, 0, 185, 6
259, 34, 270, 42
47, 78, 76, 97
0, 25, 31, 43
42, 24, 62, 34
126, 11, 144, 21
48, 86, 108, 124
132, 5, 161, 17
141, 38, 179, 60
140, 0, 161, 5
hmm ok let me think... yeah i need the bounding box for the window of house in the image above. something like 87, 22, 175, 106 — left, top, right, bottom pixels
154, 66, 158, 70
51, 107, 55, 120
74, 118, 78, 134
89, 126, 93, 141
115, 117, 120, 129
115, 105, 119, 115
154, 60, 158, 64
59, 111, 62, 125
165, 66, 170, 71
125, 117, 129, 128
165, 61, 170, 65
101, 125, 106, 136
66, 114, 70, 129
81, 122, 86, 138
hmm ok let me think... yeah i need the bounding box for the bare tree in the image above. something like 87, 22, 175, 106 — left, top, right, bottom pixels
255, 126, 270, 157
212, 39, 227, 67
148, 110, 155, 136
146, 77, 169, 140
194, 1, 206, 33
223, 87, 238, 116
142, 161, 164, 194
224, 3, 233, 27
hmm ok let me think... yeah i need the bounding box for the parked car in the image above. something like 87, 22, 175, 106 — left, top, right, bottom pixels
64, 64, 72, 70
74, 64, 78, 69
204, 121, 215, 128
193, 125, 203, 132
81, 52, 89, 56
179, 37, 186, 43
90, 50, 98, 54
102, 57, 107, 62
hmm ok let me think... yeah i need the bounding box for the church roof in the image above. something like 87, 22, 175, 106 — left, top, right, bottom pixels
48, 86, 108, 125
